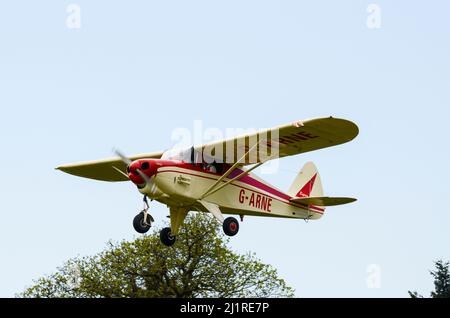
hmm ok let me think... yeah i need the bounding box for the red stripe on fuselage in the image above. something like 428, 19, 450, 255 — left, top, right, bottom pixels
156, 166, 324, 214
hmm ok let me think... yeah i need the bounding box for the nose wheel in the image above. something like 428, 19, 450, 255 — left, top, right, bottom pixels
133, 196, 154, 234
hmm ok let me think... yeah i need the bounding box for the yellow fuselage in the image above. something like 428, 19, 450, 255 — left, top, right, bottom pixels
138, 164, 324, 220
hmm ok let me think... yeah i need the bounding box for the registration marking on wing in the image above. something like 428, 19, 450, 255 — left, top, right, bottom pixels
278, 131, 319, 145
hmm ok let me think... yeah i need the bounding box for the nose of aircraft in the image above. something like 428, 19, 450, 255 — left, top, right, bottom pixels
127, 160, 152, 185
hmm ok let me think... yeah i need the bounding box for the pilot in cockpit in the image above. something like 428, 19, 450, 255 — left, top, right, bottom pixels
204, 163, 217, 173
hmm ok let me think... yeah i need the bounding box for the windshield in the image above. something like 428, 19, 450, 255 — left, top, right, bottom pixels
162, 146, 225, 166
162, 146, 221, 164
161, 147, 197, 162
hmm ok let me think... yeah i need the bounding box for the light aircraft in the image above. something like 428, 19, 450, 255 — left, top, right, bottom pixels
56, 117, 359, 246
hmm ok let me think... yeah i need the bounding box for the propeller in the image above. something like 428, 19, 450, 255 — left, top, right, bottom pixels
114, 149, 132, 166
114, 149, 151, 185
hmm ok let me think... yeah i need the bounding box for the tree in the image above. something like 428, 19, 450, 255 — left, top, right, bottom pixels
20, 213, 294, 298
408, 260, 450, 298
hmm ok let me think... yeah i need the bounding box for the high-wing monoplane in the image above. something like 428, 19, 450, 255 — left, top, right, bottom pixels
57, 117, 359, 246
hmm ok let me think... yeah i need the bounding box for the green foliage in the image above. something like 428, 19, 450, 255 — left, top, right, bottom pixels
408, 260, 450, 298
20, 213, 294, 298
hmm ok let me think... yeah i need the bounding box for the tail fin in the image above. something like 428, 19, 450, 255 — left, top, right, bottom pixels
287, 162, 323, 198
288, 163, 356, 217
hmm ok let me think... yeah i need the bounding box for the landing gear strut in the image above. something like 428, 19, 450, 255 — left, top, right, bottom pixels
133, 196, 154, 234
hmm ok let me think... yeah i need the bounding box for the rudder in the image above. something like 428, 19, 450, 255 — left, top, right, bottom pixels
287, 162, 323, 198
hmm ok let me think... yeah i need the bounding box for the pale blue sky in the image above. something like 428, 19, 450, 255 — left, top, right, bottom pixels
0, 1, 449, 297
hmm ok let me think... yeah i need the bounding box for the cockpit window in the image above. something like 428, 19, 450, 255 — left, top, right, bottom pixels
161, 146, 225, 170
162, 146, 226, 173
161, 146, 201, 163
204, 162, 224, 174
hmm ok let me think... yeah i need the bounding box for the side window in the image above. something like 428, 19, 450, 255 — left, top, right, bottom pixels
189, 147, 203, 166
203, 162, 224, 174
214, 163, 224, 174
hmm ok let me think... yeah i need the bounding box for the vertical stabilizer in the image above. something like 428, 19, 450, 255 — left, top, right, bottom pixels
287, 162, 323, 198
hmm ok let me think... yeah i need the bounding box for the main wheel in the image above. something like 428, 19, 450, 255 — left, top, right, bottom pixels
223, 217, 239, 236
160, 227, 176, 246
133, 212, 152, 234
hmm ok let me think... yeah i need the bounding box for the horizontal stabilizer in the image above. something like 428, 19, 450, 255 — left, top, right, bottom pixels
290, 196, 356, 207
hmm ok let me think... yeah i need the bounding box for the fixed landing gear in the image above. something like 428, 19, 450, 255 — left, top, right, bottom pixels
133, 195, 154, 234
160, 227, 176, 246
132, 198, 185, 247
223, 217, 239, 236
133, 211, 154, 233
132, 197, 239, 245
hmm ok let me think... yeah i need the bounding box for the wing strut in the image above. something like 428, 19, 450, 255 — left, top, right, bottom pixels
199, 143, 277, 200
201, 162, 264, 199
198, 142, 259, 200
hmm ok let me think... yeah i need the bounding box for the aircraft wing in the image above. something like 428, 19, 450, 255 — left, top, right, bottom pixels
194, 117, 359, 165
56, 117, 358, 181
56, 151, 164, 182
